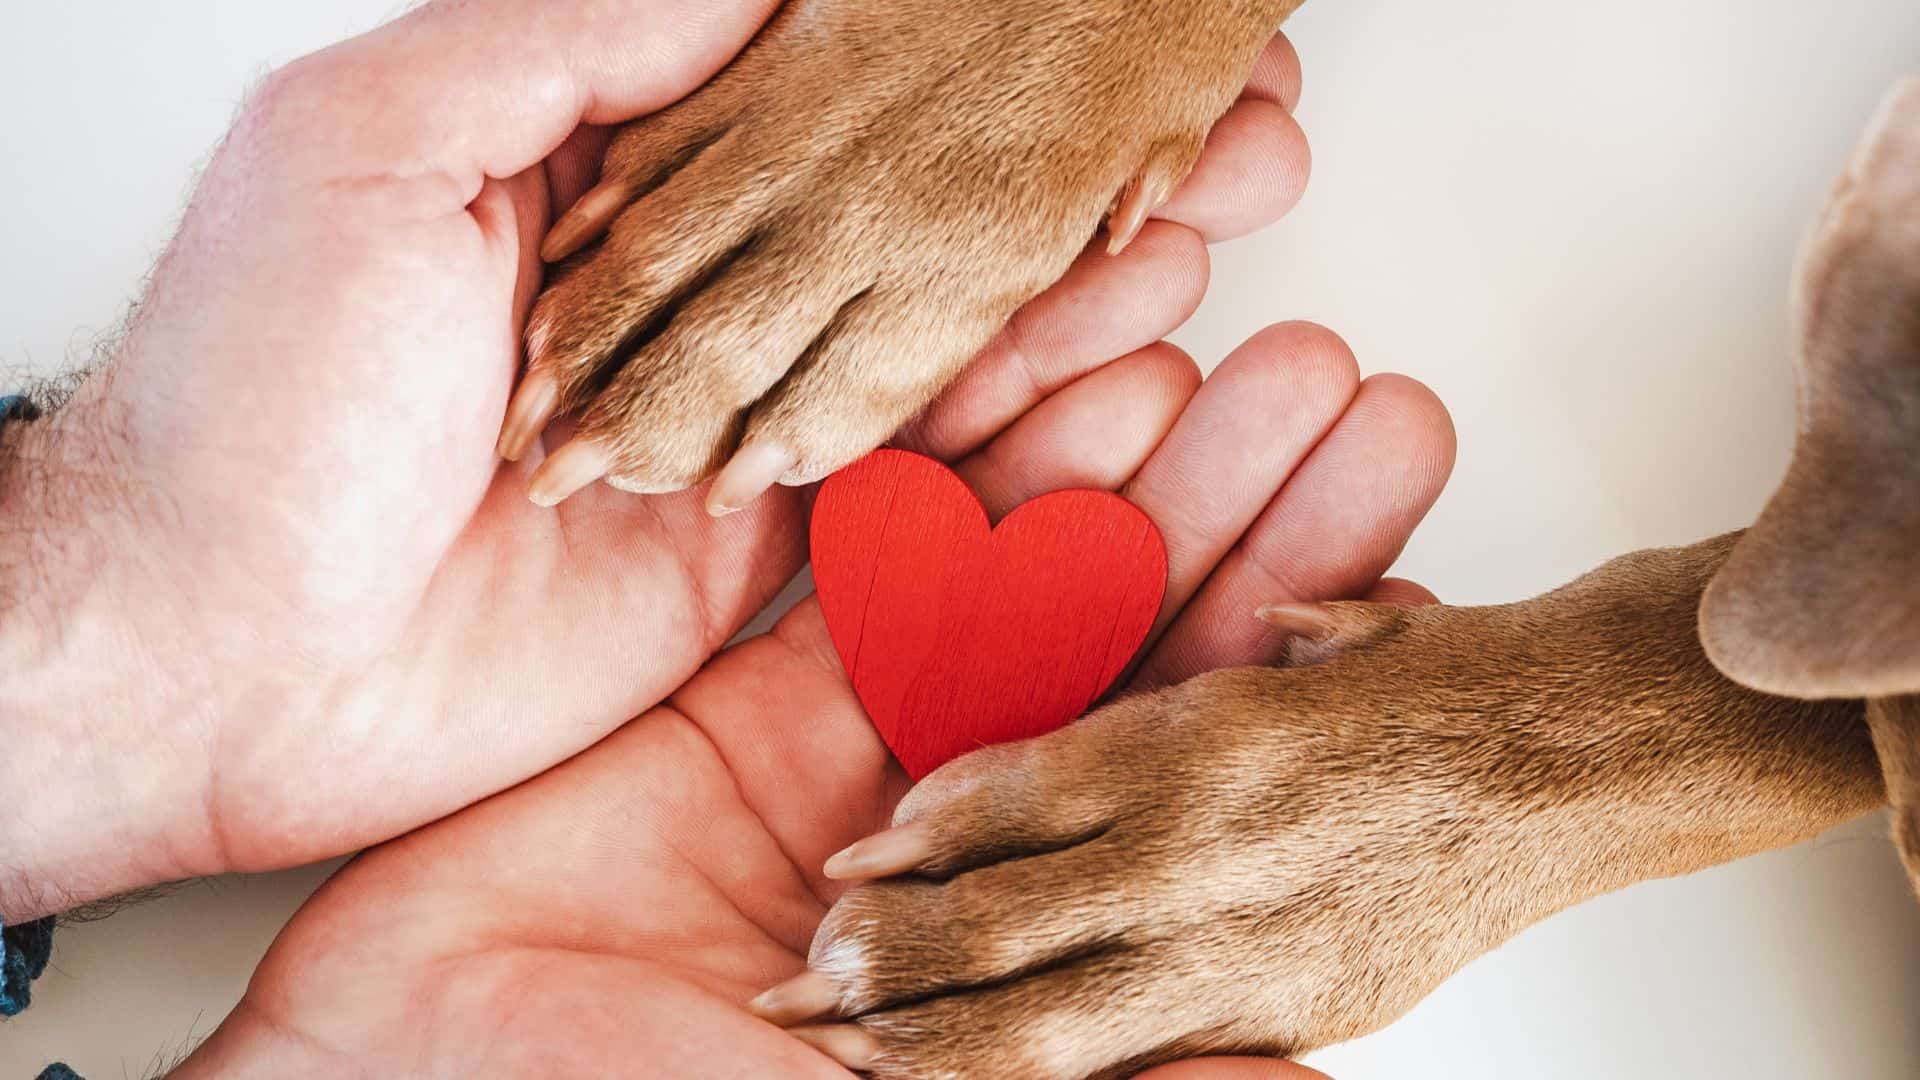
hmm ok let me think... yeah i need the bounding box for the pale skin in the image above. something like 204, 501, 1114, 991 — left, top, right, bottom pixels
176, 322, 1454, 1079
0, 0, 1311, 925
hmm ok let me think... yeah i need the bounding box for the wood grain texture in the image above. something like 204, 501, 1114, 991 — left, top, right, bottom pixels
812, 449, 1168, 779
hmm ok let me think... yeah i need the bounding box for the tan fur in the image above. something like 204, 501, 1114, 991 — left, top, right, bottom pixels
814, 535, 1883, 1077
524, 0, 1301, 491
1868, 696, 1920, 891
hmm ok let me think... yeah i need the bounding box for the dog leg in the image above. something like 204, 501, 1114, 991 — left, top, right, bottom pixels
757, 534, 1883, 1079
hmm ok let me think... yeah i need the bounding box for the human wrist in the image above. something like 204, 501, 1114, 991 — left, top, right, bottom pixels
0, 384, 220, 922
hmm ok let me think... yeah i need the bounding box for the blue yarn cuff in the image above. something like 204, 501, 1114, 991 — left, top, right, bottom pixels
1, 912, 56, 1017
38, 1067, 84, 1080
0, 394, 38, 425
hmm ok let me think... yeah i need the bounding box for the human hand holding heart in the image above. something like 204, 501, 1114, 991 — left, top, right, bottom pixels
811, 450, 1169, 779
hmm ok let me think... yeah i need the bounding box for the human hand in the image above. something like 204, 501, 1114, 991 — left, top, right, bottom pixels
172, 320, 1453, 1078
0, 1, 1310, 922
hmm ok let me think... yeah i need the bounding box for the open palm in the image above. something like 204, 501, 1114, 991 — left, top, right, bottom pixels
178, 323, 1454, 1078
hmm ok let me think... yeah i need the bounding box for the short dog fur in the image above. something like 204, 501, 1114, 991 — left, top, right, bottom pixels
504, 2, 1920, 1075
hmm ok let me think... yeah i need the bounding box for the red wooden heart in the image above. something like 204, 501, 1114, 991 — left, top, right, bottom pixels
811, 449, 1168, 780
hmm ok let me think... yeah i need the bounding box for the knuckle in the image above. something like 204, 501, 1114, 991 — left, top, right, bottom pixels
522, 299, 570, 364
868, 999, 1072, 1080
225, 57, 350, 175
766, 425, 870, 487
812, 894, 905, 1010
597, 437, 722, 495
896, 746, 1025, 825
761, 392, 926, 485
243, 56, 331, 131
811, 923, 876, 998
816, 880, 1032, 1009
525, 276, 607, 358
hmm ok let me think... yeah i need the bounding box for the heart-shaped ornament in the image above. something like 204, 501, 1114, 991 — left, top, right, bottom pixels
811, 450, 1168, 779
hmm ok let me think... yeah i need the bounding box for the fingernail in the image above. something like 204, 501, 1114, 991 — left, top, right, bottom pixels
787, 1025, 882, 1070
527, 437, 611, 507
706, 441, 796, 517
822, 822, 933, 881
748, 971, 840, 1027
497, 372, 559, 462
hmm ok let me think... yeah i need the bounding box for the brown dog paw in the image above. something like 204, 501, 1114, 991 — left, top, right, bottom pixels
499, 0, 1293, 508
759, 664, 1473, 1079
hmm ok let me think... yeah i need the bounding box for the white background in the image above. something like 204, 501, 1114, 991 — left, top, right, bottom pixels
4, 1, 1919, 1077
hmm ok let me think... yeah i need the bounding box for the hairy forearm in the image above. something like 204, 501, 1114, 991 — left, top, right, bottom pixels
0, 387, 216, 922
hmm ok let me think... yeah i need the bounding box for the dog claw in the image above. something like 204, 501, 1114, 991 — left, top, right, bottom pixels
1256, 601, 1345, 642
786, 1024, 882, 1070
541, 180, 632, 263
823, 821, 933, 881
497, 371, 560, 462
527, 436, 611, 506
749, 971, 841, 1027
706, 441, 796, 517
1107, 171, 1174, 256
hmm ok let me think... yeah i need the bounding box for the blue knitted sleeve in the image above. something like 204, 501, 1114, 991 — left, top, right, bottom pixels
0, 913, 55, 1017
0, 394, 37, 425
1, 917, 87, 1079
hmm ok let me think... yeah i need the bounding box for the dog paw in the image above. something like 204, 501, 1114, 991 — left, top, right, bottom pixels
754, 665, 1449, 1079
743, 597, 1560, 1080
500, 0, 1287, 508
